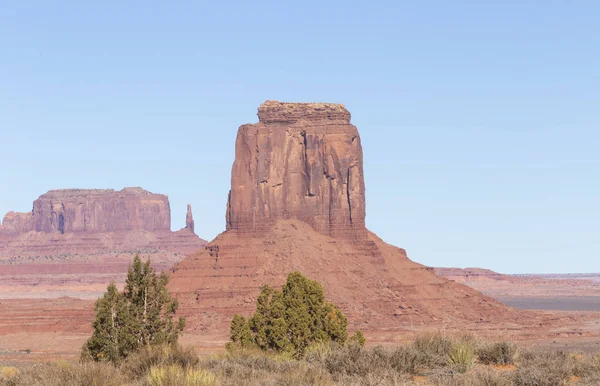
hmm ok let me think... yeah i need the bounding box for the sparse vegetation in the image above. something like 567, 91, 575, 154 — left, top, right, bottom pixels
477, 341, 519, 365
4, 361, 127, 386
349, 330, 366, 347
228, 271, 350, 358
81, 254, 185, 364
147, 365, 217, 386
6, 336, 600, 385
448, 340, 477, 373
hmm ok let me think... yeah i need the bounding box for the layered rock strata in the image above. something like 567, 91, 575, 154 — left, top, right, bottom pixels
1, 188, 170, 235
0, 188, 206, 261
226, 100, 366, 241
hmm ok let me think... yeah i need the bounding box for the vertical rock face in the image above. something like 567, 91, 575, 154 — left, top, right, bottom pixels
1, 187, 171, 234
185, 204, 195, 233
226, 101, 366, 241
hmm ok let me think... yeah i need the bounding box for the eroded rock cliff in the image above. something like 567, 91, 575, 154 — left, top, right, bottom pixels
26, 188, 171, 234
226, 100, 366, 241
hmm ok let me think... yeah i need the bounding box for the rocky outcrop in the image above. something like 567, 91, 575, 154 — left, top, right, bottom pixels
0, 188, 207, 262
185, 204, 195, 233
226, 101, 366, 241
1, 188, 170, 234
169, 101, 521, 338
1, 212, 34, 234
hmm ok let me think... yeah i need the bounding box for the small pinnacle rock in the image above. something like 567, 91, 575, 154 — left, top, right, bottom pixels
186, 204, 195, 233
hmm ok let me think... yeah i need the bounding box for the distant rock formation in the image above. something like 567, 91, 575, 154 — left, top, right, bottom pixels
0, 188, 206, 262
185, 204, 195, 233
226, 100, 366, 241
1, 188, 170, 235
0, 211, 34, 235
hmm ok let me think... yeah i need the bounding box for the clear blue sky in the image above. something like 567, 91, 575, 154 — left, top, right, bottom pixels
1, 1, 598, 274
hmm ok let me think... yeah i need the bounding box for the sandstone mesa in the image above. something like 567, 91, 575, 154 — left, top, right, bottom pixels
0, 187, 206, 262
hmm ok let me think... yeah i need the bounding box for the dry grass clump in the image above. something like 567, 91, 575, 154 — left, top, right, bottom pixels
305, 332, 478, 378
121, 344, 200, 380
431, 368, 512, 386
147, 365, 216, 386
202, 347, 332, 386
0, 366, 19, 384
7, 361, 127, 386
512, 349, 576, 386
477, 341, 519, 365
412, 331, 453, 366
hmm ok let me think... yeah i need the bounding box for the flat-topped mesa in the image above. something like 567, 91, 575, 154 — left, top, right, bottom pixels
226, 100, 366, 241
258, 100, 351, 124
2, 187, 171, 234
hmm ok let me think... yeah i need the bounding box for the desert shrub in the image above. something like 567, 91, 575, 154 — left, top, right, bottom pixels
304, 341, 337, 363
147, 365, 216, 386
387, 345, 426, 374
411, 332, 454, 369
580, 374, 600, 386
413, 332, 452, 356
572, 352, 600, 378
512, 350, 575, 386
228, 271, 349, 358
9, 362, 126, 386
431, 368, 512, 386
82, 255, 185, 364
448, 340, 477, 373
203, 349, 293, 378
203, 350, 331, 386
316, 344, 376, 377
122, 344, 200, 380
348, 330, 366, 347
477, 341, 518, 365
305, 338, 477, 378
335, 370, 412, 386
306, 343, 427, 380
0, 366, 19, 384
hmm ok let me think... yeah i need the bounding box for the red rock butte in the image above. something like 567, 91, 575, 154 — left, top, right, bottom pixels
169, 101, 524, 337
226, 101, 365, 241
